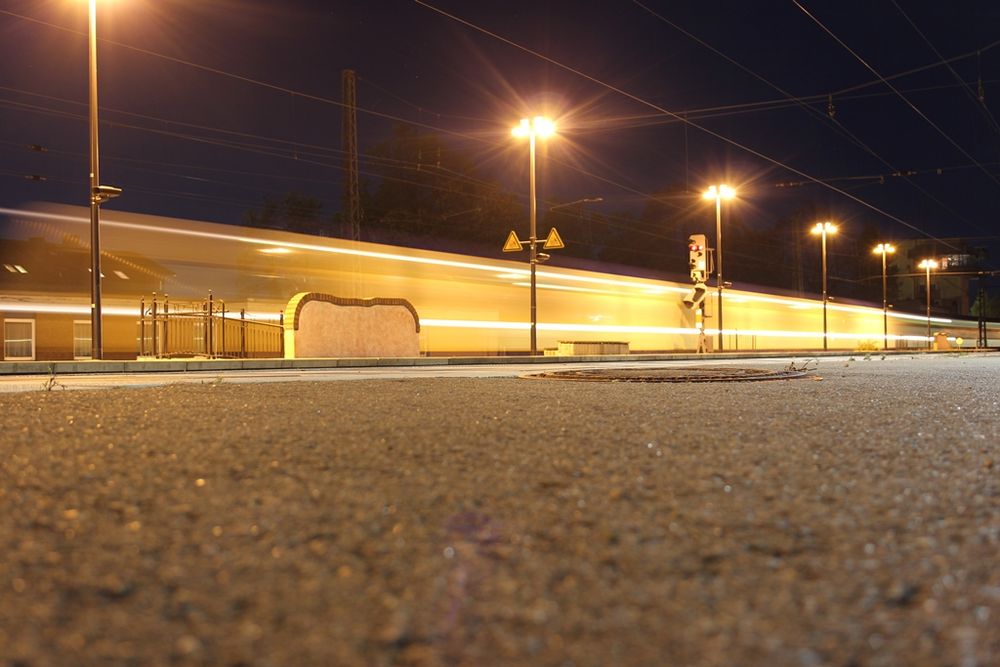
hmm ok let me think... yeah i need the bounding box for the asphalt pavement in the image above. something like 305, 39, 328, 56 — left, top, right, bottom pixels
1, 353, 998, 666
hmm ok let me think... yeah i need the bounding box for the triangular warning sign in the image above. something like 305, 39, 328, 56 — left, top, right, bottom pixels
503, 230, 523, 252
543, 227, 565, 250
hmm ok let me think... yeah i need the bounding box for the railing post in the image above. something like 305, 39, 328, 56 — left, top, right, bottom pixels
139, 296, 146, 357
220, 299, 226, 358
279, 312, 284, 359
151, 293, 158, 358
206, 291, 214, 357
240, 308, 247, 358
163, 294, 169, 358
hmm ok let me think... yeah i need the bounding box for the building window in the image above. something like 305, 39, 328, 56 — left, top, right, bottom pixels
74, 320, 92, 359
941, 255, 969, 270
4, 319, 35, 360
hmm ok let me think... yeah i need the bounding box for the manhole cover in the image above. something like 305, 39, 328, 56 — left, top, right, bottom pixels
523, 366, 812, 383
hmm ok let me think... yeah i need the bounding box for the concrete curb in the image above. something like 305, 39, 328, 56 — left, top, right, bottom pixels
0, 349, 987, 376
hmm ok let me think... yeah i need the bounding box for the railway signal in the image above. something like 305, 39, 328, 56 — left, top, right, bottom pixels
682, 281, 708, 310
688, 234, 707, 282
684, 234, 712, 352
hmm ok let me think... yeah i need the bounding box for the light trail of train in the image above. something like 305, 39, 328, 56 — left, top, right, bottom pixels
0, 204, 993, 360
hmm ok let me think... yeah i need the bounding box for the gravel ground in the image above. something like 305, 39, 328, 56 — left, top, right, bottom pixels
1, 354, 998, 666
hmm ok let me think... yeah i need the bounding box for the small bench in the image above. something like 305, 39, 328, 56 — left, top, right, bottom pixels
546, 341, 630, 356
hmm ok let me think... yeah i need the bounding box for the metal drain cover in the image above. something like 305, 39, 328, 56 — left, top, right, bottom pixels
524, 366, 812, 383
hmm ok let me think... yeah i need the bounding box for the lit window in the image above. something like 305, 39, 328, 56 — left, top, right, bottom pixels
74, 321, 92, 359
3, 319, 35, 360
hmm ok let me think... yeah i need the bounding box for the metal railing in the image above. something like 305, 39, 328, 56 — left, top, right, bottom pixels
138, 292, 283, 359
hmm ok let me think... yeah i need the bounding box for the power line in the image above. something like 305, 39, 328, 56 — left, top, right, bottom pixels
0, 7, 670, 209
411, 0, 981, 253
4, 4, 993, 264
890, 0, 1000, 139
0, 88, 510, 193
793, 1, 1000, 193
588, 78, 1000, 133
631, 0, 991, 252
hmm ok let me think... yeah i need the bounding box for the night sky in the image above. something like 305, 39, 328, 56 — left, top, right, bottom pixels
3, 0, 1000, 273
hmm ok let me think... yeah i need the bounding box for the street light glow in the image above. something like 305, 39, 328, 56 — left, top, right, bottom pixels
873, 243, 896, 255
918, 258, 939, 270
511, 116, 556, 139
702, 184, 735, 201
533, 116, 556, 137
810, 221, 837, 235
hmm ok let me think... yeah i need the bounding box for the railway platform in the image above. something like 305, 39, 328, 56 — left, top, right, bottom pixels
0, 346, 981, 376
1, 352, 997, 665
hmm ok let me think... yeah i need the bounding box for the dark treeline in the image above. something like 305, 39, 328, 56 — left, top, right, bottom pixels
243, 124, 995, 316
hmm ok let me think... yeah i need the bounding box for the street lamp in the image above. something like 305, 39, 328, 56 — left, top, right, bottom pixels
87, 0, 122, 360
512, 116, 556, 355
873, 243, 896, 350
702, 184, 735, 352
918, 258, 939, 349
810, 221, 837, 350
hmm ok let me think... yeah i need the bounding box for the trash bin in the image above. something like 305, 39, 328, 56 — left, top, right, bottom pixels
933, 332, 950, 350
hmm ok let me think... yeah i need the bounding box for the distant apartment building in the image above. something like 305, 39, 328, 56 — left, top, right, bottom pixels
887, 239, 987, 316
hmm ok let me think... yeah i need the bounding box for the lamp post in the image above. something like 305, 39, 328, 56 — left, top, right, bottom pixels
88, 0, 103, 359
810, 222, 837, 350
512, 116, 555, 355
702, 184, 735, 352
873, 243, 895, 350
87, 0, 121, 360
918, 258, 939, 349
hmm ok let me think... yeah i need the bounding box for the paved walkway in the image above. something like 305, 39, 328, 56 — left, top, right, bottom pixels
1, 353, 997, 665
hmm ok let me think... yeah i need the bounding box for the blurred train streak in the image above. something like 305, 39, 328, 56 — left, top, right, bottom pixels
0, 203, 992, 360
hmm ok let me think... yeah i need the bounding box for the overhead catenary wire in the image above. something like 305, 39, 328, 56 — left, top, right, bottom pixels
631, 0, 992, 252
3, 5, 996, 209
890, 0, 1000, 140
2, 5, 994, 269
0, 5, 973, 228
793, 1, 1000, 194
2, 116, 685, 247
412, 0, 987, 259
574, 78, 1000, 133
0, 8, 672, 214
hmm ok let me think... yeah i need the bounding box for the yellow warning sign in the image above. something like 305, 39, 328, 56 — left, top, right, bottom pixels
543, 227, 565, 250
503, 230, 523, 252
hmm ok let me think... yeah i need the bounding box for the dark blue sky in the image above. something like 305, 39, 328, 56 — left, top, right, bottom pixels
2, 0, 999, 264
